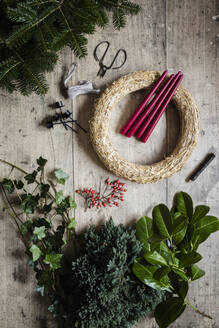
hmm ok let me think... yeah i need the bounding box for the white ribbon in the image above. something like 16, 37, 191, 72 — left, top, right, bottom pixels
64, 63, 100, 99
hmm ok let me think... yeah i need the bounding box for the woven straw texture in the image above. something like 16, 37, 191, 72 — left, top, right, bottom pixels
90, 71, 200, 183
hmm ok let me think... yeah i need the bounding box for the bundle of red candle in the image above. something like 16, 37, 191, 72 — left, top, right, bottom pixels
120, 70, 183, 143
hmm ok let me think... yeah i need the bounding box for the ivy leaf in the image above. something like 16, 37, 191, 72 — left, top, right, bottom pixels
192, 205, 210, 224
1, 178, 14, 193
20, 193, 40, 214
66, 196, 77, 209
42, 202, 53, 214
35, 285, 45, 296
179, 252, 202, 268
136, 216, 153, 252
190, 264, 205, 281
154, 297, 186, 328
24, 170, 38, 184
37, 156, 47, 170
21, 219, 33, 235
54, 169, 69, 185
33, 226, 46, 240
194, 216, 219, 235
30, 244, 42, 262
39, 183, 50, 197
144, 251, 168, 266
153, 204, 172, 238
43, 253, 63, 270
176, 192, 193, 221
68, 218, 76, 230
56, 191, 64, 205
14, 180, 24, 189
132, 262, 172, 291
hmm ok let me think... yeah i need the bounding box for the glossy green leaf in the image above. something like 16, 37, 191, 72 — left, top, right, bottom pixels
66, 196, 77, 209
174, 280, 189, 299
190, 264, 205, 281
172, 214, 187, 234
179, 252, 202, 267
171, 267, 188, 281
172, 225, 187, 245
192, 205, 210, 223
176, 192, 193, 221
24, 170, 38, 184
153, 204, 172, 238
21, 219, 33, 235
43, 253, 63, 270
33, 226, 46, 240
36, 156, 47, 170
190, 232, 210, 251
154, 297, 186, 328
144, 250, 168, 266
194, 216, 219, 235
54, 169, 69, 185
154, 267, 171, 281
30, 244, 42, 262
136, 216, 153, 252
132, 262, 172, 291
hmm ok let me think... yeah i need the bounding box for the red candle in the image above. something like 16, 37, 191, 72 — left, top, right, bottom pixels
136, 71, 182, 139
141, 73, 184, 143
126, 74, 175, 138
120, 70, 168, 135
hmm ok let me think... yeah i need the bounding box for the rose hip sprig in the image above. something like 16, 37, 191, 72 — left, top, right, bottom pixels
75, 178, 127, 210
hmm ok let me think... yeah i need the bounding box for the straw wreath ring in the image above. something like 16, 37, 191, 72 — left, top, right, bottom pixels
89, 71, 200, 183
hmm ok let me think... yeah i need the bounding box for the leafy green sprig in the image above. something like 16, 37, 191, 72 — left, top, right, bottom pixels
133, 191, 219, 328
0, 157, 76, 300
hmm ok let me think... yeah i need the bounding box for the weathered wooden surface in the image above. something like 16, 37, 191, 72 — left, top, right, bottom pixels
0, 0, 218, 327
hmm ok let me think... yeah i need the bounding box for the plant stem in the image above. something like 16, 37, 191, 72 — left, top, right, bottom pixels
185, 299, 213, 319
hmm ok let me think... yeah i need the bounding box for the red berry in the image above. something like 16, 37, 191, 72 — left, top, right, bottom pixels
123, 189, 127, 192
76, 190, 80, 194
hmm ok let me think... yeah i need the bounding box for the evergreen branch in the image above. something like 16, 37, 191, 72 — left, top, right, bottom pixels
0, 58, 21, 82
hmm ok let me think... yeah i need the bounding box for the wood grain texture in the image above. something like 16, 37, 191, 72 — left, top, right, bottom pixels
0, 0, 218, 327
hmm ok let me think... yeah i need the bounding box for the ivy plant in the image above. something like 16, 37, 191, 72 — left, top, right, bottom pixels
133, 191, 219, 328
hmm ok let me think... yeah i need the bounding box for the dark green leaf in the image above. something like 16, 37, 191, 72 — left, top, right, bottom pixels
1, 178, 14, 193
39, 183, 50, 197
33, 226, 46, 240
37, 156, 47, 170
171, 267, 188, 281
190, 232, 210, 251
154, 267, 171, 281
14, 180, 24, 189
136, 216, 153, 252
54, 169, 69, 185
30, 244, 42, 262
21, 219, 33, 235
172, 225, 187, 245
194, 216, 219, 235
144, 250, 168, 266
20, 193, 40, 214
66, 196, 77, 209
132, 262, 172, 291
176, 192, 193, 221
43, 253, 63, 270
153, 204, 172, 238
154, 297, 186, 328
42, 202, 53, 214
172, 214, 188, 234
192, 205, 210, 223
174, 281, 189, 299
190, 264, 205, 281
179, 252, 202, 267
24, 170, 38, 184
